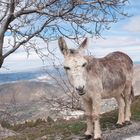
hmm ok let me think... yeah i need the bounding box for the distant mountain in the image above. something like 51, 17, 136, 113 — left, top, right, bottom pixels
0, 80, 66, 122
0, 81, 62, 103
0, 66, 68, 122
0, 66, 65, 84
134, 61, 140, 65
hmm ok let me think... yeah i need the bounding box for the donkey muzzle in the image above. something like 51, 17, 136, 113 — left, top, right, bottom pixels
76, 86, 85, 96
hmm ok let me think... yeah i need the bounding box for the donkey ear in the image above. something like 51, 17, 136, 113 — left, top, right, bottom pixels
58, 37, 69, 56
78, 38, 88, 54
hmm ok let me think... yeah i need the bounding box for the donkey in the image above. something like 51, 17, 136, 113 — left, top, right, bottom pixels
58, 37, 134, 140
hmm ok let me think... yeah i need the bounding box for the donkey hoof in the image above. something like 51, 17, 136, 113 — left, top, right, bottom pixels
94, 138, 102, 140
85, 135, 92, 139
116, 123, 123, 128
124, 121, 132, 126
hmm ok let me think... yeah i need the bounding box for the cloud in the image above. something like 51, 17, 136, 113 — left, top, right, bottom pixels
123, 16, 140, 33
2, 51, 44, 72
2, 35, 140, 73
90, 36, 140, 48
90, 45, 140, 63
2, 37, 65, 72
87, 36, 140, 63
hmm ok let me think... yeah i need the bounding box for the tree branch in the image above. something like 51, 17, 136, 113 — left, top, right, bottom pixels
3, 18, 54, 59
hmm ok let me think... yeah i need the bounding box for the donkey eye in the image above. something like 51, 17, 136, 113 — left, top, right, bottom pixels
82, 63, 87, 67
64, 66, 70, 70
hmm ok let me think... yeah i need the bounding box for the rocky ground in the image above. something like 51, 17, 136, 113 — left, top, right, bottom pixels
0, 95, 139, 140
0, 126, 17, 139
103, 121, 140, 140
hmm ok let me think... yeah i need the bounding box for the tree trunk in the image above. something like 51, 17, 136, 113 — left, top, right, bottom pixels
0, 34, 4, 68
0, 56, 3, 68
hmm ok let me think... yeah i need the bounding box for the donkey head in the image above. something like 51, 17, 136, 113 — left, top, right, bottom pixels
58, 37, 88, 96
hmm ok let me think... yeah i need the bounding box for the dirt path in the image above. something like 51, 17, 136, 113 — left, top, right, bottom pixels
68, 121, 140, 140
103, 121, 140, 140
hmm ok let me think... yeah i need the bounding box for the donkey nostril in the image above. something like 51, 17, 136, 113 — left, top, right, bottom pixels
76, 86, 84, 92
76, 87, 79, 91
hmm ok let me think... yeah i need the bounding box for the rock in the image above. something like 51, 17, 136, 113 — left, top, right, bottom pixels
47, 116, 54, 124
124, 136, 140, 140
0, 127, 17, 138
35, 135, 47, 140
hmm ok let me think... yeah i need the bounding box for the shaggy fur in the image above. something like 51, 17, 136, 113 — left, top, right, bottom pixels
58, 37, 133, 139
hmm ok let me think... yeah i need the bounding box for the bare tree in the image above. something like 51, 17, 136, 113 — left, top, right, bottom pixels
0, 0, 129, 68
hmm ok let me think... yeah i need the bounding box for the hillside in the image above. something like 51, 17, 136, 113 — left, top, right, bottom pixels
0, 95, 140, 140
0, 65, 140, 123
0, 81, 62, 103
0, 81, 66, 123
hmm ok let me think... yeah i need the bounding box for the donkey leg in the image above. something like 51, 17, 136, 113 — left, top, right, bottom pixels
116, 96, 125, 126
93, 118, 101, 140
83, 99, 93, 137
123, 85, 133, 123
92, 101, 101, 139
124, 100, 132, 125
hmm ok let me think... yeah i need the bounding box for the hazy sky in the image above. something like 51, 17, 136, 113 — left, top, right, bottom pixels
1, 0, 140, 73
